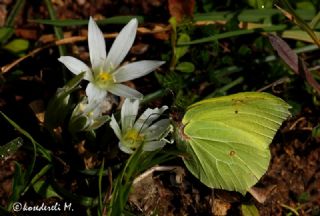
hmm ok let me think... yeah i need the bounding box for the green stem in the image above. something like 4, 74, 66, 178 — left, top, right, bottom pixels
205, 77, 244, 98
141, 89, 170, 105
43, 0, 68, 82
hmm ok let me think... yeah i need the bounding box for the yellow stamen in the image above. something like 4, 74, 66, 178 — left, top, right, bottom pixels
123, 129, 144, 147
98, 72, 112, 81
94, 72, 114, 89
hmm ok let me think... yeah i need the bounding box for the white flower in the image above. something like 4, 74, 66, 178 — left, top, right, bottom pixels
110, 98, 170, 154
58, 17, 165, 103
69, 98, 109, 132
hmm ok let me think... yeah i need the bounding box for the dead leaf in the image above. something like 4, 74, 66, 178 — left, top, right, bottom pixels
0, 4, 8, 26
212, 199, 231, 216
248, 185, 277, 204
29, 100, 45, 123
15, 28, 38, 40
268, 34, 320, 94
131, 43, 149, 55
168, 0, 195, 22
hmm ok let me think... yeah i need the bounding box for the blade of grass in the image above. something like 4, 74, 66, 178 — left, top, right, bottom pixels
98, 160, 105, 216
43, 0, 66, 55
43, 0, 68, 82
205, 76, 244, 98
8, 162, 25, 210
282, 30, 320, 43
23, 164, 53, 195
0, 137, 23, 160
5, 0, 25, 26
309, 11, 320, 29
1, 0, 25, 43
193, 9, 315, 23
0, 111, 52, 161
178, 25, 287, 45
31, 16, 144, 27
51, 179, 98, 207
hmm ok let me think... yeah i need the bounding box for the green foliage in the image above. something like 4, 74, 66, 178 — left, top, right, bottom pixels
3, 39, 29, 54
312, 124, 320, 138
241, 204, 260, 216
178, 92, 291, 194
175, 61, 195, 73
0, 0, 28, 58
175, 34, 191, 62
33, 179, 61, 198
0, 27, 14, 44
0, 137, 23, 160
107, 146, 176, 216
44, 72, 84, 130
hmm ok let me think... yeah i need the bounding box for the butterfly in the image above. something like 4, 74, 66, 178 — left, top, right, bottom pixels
179, 92, 291, 194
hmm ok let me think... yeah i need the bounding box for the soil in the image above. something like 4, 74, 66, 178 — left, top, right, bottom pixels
0, 1, 320, 215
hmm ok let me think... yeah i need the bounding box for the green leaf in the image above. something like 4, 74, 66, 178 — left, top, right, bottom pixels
176, 62, 195, 73
0, 111, 52, 161
179, 92, 291, 194
3, 39, 29, 53
33, 180, 61, 198
0, 27, 14, 43
312, 124, 320, 138
68, 115, 88, 134
45, 72, 84, 129
282, 30, 320, 43
241, 204, 260, 216
175, 34, 190, 61
0, 137, 23, 160
8, 162, 26, 210
89, 115, 110, 130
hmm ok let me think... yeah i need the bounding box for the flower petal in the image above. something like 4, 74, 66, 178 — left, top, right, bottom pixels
110, 115, 122, 140
58, 56, 92, 81
144, 119, 170, 141
143, 140, 166, 152
108, 83, 143, 99
105, 18, 138, 70
121, 98, 139, 129
114, 60, 165, 82
119, 142, 134, 154
86, 83, 107, 103
88, 17, 107, 70
134, 106, 168, 131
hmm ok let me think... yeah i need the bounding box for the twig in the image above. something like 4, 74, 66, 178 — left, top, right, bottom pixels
256, 76, 291, 92
0, 25, 171, 75
133, 165, 184, 186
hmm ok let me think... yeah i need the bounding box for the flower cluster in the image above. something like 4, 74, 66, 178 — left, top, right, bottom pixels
110, 98, 171, 154
58, 17, 170, 153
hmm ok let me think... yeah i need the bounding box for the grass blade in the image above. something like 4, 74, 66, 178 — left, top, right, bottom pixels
178, 25, 287, 45
5, 0, 25, 26
31, 16, 144, 27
